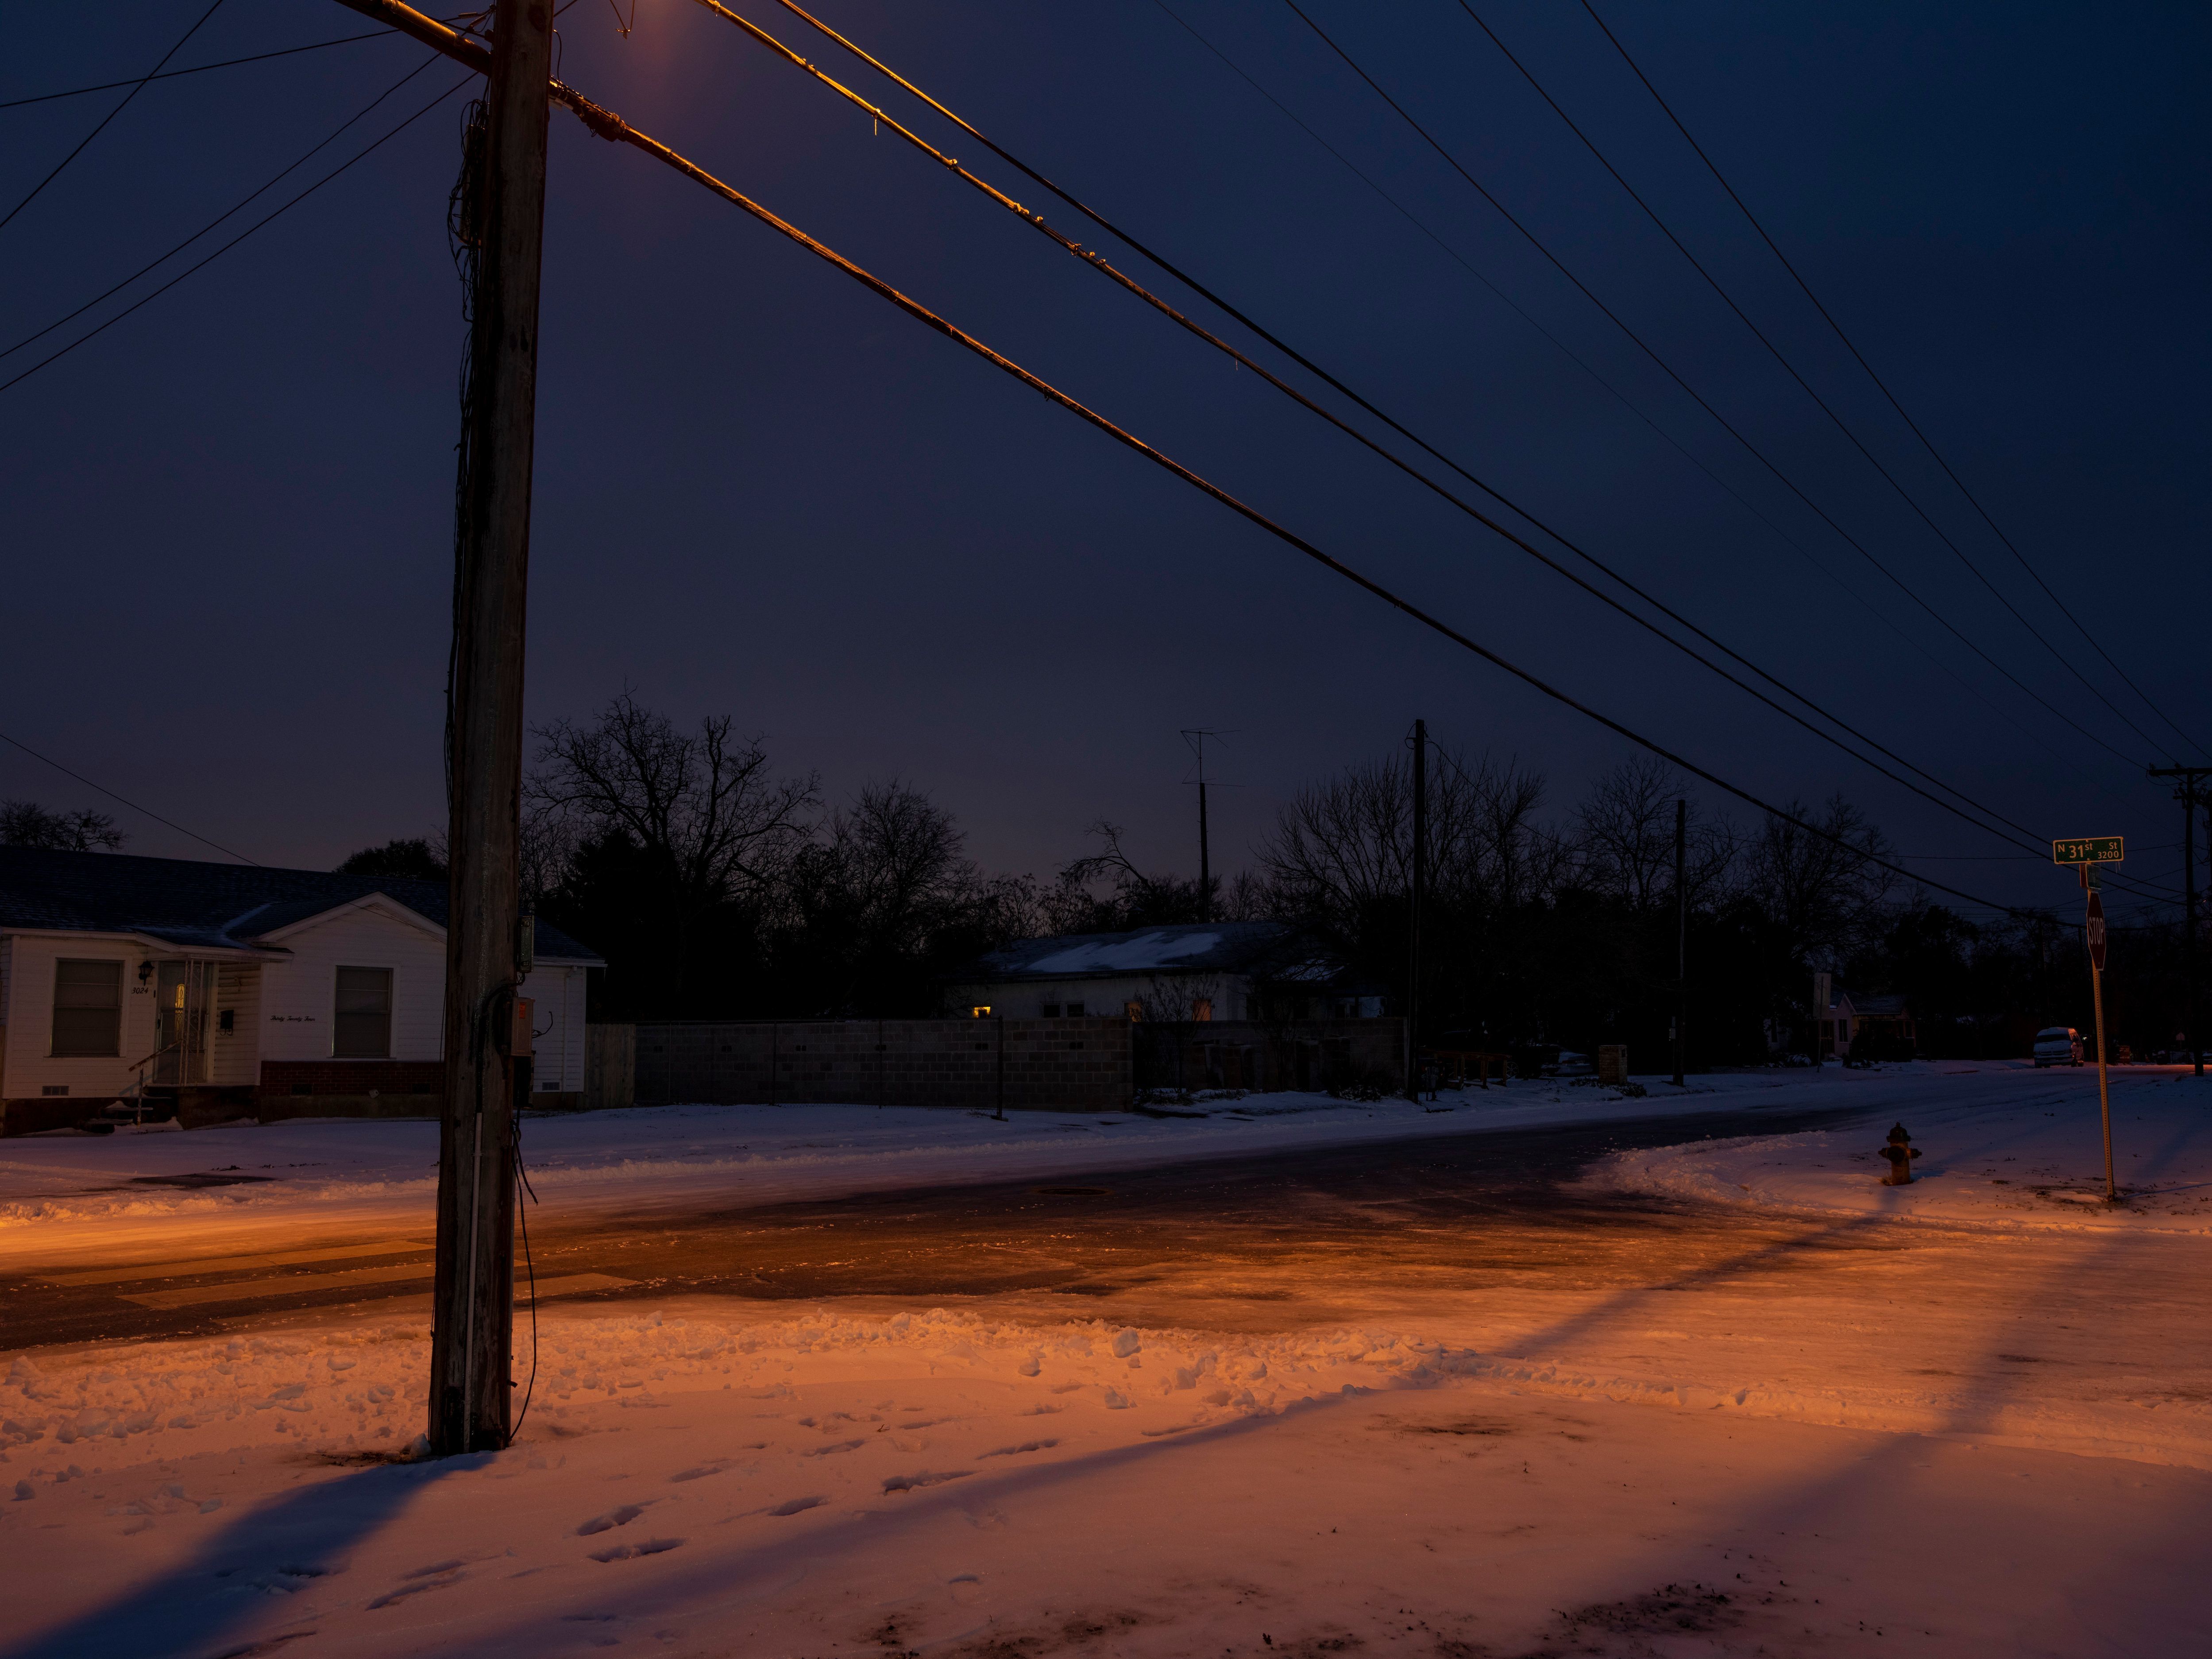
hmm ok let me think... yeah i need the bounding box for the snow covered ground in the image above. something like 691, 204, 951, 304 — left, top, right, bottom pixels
1587, 1069, 2212, 1234
5, 1298, 2209, 1659
7, 1061, 2211, 1657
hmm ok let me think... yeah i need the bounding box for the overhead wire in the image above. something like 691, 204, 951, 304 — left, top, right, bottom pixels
1, 54, 446, 367
0, 67, 475, 397
1577, 0, 2208, 761
1140, 0, 2069, 766
0, 15, 480, 112
0, 727, 259, 864
686, 1, 2077, 870
0, 1, 229, 235
1450, 0, 2176, 762
1275, 0, 2149, 770
713, 0, 2177, 905
332, 8, 2047, 920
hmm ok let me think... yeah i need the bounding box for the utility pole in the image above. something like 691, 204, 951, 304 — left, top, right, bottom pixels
2149, 766, 2209, 1078
1181, 729, 1223, 922
430, 0, 552, 1458
1407, 719, 1426, 1102
1672, 798, 1686, 1088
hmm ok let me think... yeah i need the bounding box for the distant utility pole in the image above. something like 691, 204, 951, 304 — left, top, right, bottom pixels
2149, 765, 2209, 1079
430, 0, 552, 1458
1672, 798, 1686, 1088
1181, 729, 1224, 922
1407, 719, 1427, 1101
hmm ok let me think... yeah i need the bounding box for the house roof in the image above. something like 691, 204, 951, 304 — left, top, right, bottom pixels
1852, 994, 1911, 1017
956, 920, 1331, 983
0, 847, 602, 963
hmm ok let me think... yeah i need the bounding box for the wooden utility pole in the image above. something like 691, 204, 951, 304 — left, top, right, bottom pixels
430, 0, 553, 1458
1406, 718, 1426, 1101
1672, 798, 1686, 1088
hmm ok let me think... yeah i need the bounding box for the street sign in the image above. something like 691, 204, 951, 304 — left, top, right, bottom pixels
2086, 889, 2107, 973
2054, 835, 2124, 864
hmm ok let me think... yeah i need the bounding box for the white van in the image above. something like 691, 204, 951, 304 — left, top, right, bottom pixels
2032, 1027, 2085, 1067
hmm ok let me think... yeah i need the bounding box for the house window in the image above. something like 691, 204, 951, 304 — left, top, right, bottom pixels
1065, 1000, 1085, 1018
52, 959, 122, 1057
1042, 1003, 1062, 1018
1192, 998, 1212, 1022
333, 967, 394, 1058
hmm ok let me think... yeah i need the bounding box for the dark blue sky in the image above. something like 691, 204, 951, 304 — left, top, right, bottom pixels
4, 1, 2205, 915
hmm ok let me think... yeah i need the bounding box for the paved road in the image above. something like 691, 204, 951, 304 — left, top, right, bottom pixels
1, 1104, 1867, 1353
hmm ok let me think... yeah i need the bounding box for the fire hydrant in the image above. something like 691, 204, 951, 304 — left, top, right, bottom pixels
1878, 1122, 1922, 1186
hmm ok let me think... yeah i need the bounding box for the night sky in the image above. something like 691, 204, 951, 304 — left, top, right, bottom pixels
4, 1, 2205, 917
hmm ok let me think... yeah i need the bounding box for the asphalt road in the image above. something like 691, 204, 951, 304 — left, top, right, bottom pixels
2, 1102, 1872, 1353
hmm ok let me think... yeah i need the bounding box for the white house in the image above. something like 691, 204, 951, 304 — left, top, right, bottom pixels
0, 847, 601, 1134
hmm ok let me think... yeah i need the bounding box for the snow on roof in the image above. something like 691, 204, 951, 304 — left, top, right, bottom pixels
960, 920, 1326, 983
1025, 930, 1225, 975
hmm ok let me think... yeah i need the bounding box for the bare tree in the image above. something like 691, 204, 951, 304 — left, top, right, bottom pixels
1046, 822, 1208, 933
1258, 747, 1555, 927
0, 800, 125, 852
529, 694, 816, 901
1574, 758, 1736, 909
528, 695, 817, 1000
1745, 794, 1897, 970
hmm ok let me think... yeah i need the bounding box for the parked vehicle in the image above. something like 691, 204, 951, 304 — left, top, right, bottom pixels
2032, 1026, 2085, 1067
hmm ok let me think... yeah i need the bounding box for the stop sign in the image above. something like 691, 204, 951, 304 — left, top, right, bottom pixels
2086, 889, 2108, 973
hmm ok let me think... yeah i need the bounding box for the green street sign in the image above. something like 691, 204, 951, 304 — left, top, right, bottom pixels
2053, 835, 2124, 864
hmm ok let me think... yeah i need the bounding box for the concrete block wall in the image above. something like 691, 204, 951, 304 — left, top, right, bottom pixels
633, 1017, 1132, 1112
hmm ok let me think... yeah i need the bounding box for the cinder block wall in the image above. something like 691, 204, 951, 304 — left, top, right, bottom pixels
633, 1017, 1131, 1112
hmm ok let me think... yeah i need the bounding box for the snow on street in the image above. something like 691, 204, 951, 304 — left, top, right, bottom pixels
0, 1071, 1825, 1268
4, 1062, 2210, 1657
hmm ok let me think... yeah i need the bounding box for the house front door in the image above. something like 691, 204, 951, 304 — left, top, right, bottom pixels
152, 961, 215, 1085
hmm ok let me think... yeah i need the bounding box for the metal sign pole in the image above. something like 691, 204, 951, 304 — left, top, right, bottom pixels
2056, 839, 2123, 1206
2085, 872, 2115, 1202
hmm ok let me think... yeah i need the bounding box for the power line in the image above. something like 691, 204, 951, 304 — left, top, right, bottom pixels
696, 3, 2057, 866
315, 4, 2177, 921
0, 1, 229, 236
1578, 0, 2208, 762
1451, 0, 2177, 762
1275, 0, 2148, 770
0, 18, 477, 112
1, 55, 445, 367
713, 1, 2173, 901
527, 86, 2041, 916
0, 69, 474, 397
1139, 0, 2071, 768
0, 728, 259, 864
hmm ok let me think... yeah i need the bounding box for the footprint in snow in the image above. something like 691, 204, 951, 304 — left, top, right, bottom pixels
669, 1459, 737, 1483
881, 1471, 972, 1493
977, 1440, 1058, 1458
577, 1504, 647, 1536
805, 1439, 866, 1457
588, 1537, 684, 1563
768, 1495, 826, 1516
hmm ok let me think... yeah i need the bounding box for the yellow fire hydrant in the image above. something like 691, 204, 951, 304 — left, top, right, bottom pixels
1878, 1122, 1922, 1186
